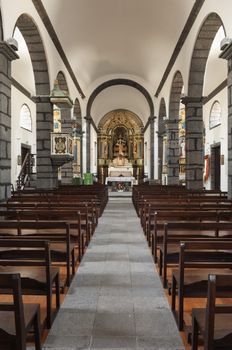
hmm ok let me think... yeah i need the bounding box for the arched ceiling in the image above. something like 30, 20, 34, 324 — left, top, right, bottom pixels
41, 0, 195, 92
90, 85, 150, 125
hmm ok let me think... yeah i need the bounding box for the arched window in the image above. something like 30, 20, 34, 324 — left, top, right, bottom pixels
20, 104, 32, 131
209, 101, 221, 129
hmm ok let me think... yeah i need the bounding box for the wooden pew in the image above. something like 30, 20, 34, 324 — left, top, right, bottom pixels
0, 220, 75, 287
0, 272, 41, 350
159, 222, 232, 288
171, 240, 232, 331
149, 210, 232, 261
192, 274, 232, 350
0, 239, 60, 328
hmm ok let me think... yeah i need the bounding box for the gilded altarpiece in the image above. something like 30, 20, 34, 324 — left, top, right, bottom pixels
98, 110, 144, 185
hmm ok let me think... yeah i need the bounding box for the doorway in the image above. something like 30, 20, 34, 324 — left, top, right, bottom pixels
21, 144, 31, 165
210, 143, 221, 191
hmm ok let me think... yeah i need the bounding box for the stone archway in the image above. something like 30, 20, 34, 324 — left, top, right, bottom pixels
167, 71, 184, 185
98, 109, 144, 184
185, 13, 224, 189
158, 98, 167, 183
86, 79, 155, 177
14, 14, 57, 189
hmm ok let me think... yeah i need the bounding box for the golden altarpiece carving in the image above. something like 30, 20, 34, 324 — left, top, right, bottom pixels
97, 110, 144, 185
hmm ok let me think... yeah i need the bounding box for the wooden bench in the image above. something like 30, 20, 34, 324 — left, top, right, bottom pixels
0, 220, 76, 287
0, 272, 41, 350
192, 274, 232, 350
0, 239, 60, 328
171, 241, 232, 331
158, 222, 232, 287
150, 211, 232, 261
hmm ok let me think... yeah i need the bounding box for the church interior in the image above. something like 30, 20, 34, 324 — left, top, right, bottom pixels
1, 0, 232, 349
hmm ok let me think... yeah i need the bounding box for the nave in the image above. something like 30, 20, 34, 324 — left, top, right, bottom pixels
43, 197, 184, 350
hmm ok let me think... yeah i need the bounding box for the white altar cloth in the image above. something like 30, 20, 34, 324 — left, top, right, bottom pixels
105, 176, 136, 186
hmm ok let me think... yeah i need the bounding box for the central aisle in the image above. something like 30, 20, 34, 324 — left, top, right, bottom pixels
44, 198, 184, 350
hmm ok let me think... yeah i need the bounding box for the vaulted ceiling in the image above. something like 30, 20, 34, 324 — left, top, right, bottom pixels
41, 0, 195, 94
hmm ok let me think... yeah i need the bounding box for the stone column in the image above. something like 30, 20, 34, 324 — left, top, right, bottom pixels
35, 96, 58, 189
220, 42, 232, 197
61, 108, 73, 184
0, 42, 18, 201
150, 116, 155, 179
182, 96, 204, 190
166, 119, 179, 185
85, 116, 91, 173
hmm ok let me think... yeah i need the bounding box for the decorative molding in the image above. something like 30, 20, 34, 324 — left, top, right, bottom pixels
11, 78, 35, 102
0, 42, 19, 61
99, 109, 143, 135
31, 0, 85, 99
155, 0, 205, 97
203, 79, 227, 105
219, 41, 232, 60
181, 96, 203, 105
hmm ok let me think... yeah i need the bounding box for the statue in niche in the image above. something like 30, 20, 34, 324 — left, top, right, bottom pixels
133, 140, 137, 158
103, 140, 108, 158
115, 135, 126, 156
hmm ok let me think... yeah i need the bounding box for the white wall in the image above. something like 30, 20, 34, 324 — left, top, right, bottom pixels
11, 87, 36, 188
203, 89, 228, 191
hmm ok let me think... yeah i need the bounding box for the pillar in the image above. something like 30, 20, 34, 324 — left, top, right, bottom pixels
85, 116, 91, 172
220, 43, 232, 197
166, 119, 179, 185
0, 42, 18, 201
61, 108, 73, 184
182, 96, 204, 190
35, 96, 58, 189
150, 116, 155, 179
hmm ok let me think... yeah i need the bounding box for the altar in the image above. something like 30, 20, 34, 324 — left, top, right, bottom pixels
106, 160, 135, 189
105, 175, 136, 186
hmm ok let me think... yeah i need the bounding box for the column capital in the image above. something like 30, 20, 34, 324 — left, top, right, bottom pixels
0, 41, 19, 61
219, 41, 232, 61
149, 115, 157, 122
32, 95, 51, 103
181, 96, 203, 106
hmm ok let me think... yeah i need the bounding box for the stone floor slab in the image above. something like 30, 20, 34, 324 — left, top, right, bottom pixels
44, 198, 184, 350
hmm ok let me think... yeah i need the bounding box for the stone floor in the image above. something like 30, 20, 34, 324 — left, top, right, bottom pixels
43, 198, 184, 350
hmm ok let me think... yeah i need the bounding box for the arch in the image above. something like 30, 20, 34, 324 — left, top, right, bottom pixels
56, 71, 69, 94
169, 71, 184, 120
99, 109, 144, 131
14, 14, 50, 95
86, 79, 154, 117
188, 13, 225, 97
0, 8, 3, 41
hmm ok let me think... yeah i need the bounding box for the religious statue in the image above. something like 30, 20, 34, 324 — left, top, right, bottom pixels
116, 135, 126, 155
103, 140, 108, 158
133, 140, 137, 158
